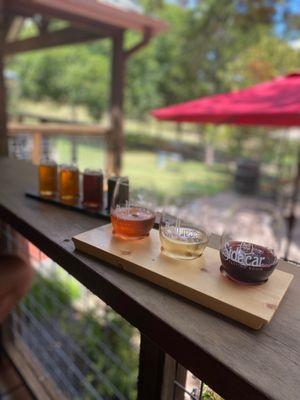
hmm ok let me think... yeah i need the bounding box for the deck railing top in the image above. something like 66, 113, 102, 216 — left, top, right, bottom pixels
1, 157, 300, 400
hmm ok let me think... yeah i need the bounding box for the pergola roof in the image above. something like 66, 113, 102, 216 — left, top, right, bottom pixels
100, 0, 142, 14
0, 0, 168, 174
6, 0, 168, 36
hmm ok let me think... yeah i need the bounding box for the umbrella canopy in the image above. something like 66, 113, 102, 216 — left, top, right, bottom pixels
152, 73, 300, 127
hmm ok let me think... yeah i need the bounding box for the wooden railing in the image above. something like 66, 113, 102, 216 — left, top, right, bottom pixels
8, 118, 111, 165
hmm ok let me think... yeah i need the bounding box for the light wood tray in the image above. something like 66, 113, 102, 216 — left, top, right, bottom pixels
73, 224, 293, 329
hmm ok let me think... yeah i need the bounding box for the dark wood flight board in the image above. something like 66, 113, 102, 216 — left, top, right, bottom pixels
25, 191, 111, 220
25, 191, 161, 226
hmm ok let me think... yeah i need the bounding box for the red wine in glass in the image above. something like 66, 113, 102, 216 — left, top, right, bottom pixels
220, 241, 278, 284
220, 201, 283, 285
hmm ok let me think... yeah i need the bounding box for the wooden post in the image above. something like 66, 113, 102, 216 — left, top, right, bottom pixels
137, 334, 165, 400
137, 335, 187, 400
161, 356, 186, 400
0, 0, 8, 157
32, 132, 42, 165
107, 31, 125, 175
285, 144, 300, 259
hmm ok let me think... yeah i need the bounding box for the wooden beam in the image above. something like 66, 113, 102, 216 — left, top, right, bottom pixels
107, 31, 125, 175
4, 26, 104, 55
124, 27, 152, 59
7, 2, 120, 37
7, 0, 167, 35
0, 0, 8, 156
5, 16, 24, 41
8, 122, 111, 136
9, 110, 91, 124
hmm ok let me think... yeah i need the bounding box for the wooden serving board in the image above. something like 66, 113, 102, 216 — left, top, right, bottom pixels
72, 224, 293, 329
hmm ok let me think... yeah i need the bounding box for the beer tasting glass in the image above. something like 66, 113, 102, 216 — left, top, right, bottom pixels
107, 176, 129, 211
82, 169, 103, 209
110, 180, 156, 240
219, 201, 284, 284
39, 159, 57, 197
59, 164, 79, 203
159, 212, 209, 260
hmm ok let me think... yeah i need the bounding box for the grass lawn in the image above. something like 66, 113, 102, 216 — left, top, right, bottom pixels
55, 138, 231, 200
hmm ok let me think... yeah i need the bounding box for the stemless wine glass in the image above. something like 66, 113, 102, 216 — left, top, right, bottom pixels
219, 200, 285, 284
159, 212, 209, 260
110, 179, 156, 240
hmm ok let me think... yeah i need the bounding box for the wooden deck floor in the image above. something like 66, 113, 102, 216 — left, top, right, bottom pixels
0, 354, 34, 400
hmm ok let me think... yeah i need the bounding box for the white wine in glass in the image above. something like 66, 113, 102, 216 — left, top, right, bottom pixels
159, 213, 208, 260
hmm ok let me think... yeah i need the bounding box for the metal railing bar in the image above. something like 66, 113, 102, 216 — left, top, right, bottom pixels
198, 381, 204, 400
20, 303, 129, 400
2, 229, 139, 348
30, 270, 136, 352
25, 292, 133, 376
12, 327, 80, 399
18, 305, 105, 400
16, 321, 98, 400
14, 317, 93, 399
12, 312, 81, 399
174, 380, 199, 400
3, 233, 137, 399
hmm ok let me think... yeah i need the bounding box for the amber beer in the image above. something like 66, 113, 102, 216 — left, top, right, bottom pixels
111, 206, 155, 240
59, 164, 79, 203
39, 159, 57, 197
82, 169, 103, 209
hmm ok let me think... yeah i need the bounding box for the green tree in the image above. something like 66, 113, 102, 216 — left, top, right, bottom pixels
224, 33, 300, 88
125, 3, 190, 115
8, 0, 298, 120
9, 39, 110, 121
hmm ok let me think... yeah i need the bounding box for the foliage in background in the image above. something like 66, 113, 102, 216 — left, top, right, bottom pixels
224, 33, 300, 88
24, 272, 138, 399
7, 0, 300, 166
54, 137, 231, 199
10, 42, 110, 120
8, 0, 300, 121
24, 270, 224, 400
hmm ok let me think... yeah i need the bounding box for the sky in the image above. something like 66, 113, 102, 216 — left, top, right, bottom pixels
275, 0, 300, 38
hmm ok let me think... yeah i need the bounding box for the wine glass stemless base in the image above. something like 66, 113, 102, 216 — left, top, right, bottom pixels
160, 246, 204, 260
220, 265, 268, 285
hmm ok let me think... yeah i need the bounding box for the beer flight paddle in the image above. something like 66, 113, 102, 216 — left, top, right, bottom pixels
73, 181, 293, 329
27, 160, 130, 220
30, 162, 294, 327
73, 224, 293, 330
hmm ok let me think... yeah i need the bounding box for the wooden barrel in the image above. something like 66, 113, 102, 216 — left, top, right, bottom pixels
234, 158, 260, 194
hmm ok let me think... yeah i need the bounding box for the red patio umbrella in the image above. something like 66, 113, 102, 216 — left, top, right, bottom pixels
152, 73, 300, 126
152, 73, 300, 259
